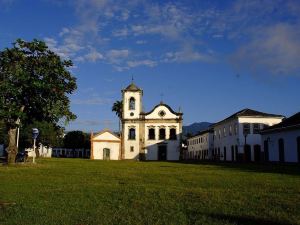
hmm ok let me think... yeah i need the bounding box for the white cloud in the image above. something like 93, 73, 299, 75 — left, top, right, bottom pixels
231, 23, 300, 76
136, 40, 147, 44
106, 49, 129, 64
164, 46, 214, 63
127, 59, 157, 68
112, 27, 129, 37
84, 50, 104, 62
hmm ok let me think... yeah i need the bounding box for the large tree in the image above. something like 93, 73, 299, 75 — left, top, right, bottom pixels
0, 39, 77, 164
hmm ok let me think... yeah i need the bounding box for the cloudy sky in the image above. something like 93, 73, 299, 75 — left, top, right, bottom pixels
1, 0, 300, 132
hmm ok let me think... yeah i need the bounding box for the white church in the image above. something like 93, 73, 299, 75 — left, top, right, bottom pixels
91, 82, 183, 161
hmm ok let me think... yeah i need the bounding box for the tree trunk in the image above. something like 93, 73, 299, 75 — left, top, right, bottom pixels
7, 127, 18, 164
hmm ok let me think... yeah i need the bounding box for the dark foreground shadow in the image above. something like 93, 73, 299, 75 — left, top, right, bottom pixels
163, 160, 300, 176
206, 213, 292, 225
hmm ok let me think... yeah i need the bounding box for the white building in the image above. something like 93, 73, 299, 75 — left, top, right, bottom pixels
261, 112, 300, 163
212, 108, 284, 162
91, 130, 121, 160
91, 82, 183, 161
121, 82, 183, 161
186, 129, 214, 160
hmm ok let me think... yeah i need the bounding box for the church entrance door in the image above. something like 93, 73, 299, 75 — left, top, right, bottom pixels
103, 148, 110, 160
158, 145, 167, 161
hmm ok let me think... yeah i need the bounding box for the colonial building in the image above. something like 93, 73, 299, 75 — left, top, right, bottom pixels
186, 129, 214, 160
91, 82, 183, 161
261, 112, 300, 163
91, 130, 121, 160
212, 108, 284, 162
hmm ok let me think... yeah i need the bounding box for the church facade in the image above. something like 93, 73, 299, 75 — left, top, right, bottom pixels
91, 82, 183, 161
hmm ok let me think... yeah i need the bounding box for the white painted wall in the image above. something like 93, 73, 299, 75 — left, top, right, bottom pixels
93, 142, 120, 160
145, 105, 180, 120
123, 123, 140, 159
123, 91, 142, 120
262, 129, 300, 163
213, 116, 283, 161
187, 132, 213, 160
92, 131, 120, 160
144, 122, 181, 160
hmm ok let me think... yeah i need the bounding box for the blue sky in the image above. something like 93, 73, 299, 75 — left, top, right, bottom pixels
1, 0, 300, 132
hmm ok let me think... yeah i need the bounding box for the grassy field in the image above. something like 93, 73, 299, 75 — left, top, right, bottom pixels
0, 159, 300, 225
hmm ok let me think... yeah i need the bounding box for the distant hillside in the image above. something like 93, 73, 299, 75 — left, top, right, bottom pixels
183, 122, 213, 136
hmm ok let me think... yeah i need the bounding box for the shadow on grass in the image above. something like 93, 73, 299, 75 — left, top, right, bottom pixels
206, 213, 292, 225
165, 160, 300, 176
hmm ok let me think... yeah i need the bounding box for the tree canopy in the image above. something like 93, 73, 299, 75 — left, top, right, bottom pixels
0, 39, 77, 163
63, 131, 90, 149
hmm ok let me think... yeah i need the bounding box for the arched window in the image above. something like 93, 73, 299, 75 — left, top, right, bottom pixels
129, 128, 136, 140
148, 128, 155, 140
169, 128, 177, 140
159, 128, 166, 140
278, 138, 285, 162
129, 97, 135, 110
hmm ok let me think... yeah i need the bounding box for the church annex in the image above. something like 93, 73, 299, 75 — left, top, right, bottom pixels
91, 82, 183, 161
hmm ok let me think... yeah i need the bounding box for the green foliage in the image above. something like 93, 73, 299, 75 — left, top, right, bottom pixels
18, 121, 64, 149
112, 100, 123, 119
63, 130, 90, 149
0, 38, 77, 128
0, 159, 300, 225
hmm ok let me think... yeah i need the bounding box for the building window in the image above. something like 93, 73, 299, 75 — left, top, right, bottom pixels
278, 138, 285, 162
243, 123, 251, 135
223, 127, 226, 137
229, 125, 232, 136
130, 146, 134, 152
253, 123, 260, 134
218, 129, 221, 139
234, 124, 238, 135
159, 128, 166, 140
129, 128, 136, 140
148, 128, 155, 140
129, 97, 135, 110
169, 128, 177, 140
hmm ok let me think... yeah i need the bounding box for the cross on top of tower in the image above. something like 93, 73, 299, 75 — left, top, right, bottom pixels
160, 93, 164, 104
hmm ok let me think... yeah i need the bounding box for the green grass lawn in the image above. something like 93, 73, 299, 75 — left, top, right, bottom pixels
0, 159, 300, 225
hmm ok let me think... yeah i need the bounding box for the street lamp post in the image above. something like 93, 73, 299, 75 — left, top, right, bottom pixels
32, 128, 39, 163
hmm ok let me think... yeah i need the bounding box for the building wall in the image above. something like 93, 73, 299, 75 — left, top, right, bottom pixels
187, 132, 213, 160
213, 117, 283, 161
262, 129, 300, 163
144, 122, 181, 160
122, 91, 142, 120
93, 142, 120, 160
123, 122, 141, 159
91, 131, 121, 160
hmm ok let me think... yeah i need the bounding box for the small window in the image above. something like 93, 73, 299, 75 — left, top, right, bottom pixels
253, 123, 260, 134
234, 124, 238, 135
148, 128, 155, 140
218, 130, 221, 139
229, 125, 232, 136
243, 123, 251, 135
159, 128, 166, 140
129, 128, 136, 140
169, 128, 177, 140
129, 97, 135, 110
130, 146, 134, 152
223, 127, 226, 137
